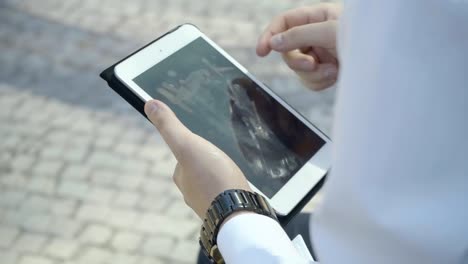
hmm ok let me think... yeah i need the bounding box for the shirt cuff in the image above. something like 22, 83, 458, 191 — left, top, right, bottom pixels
217, 213, 311, 263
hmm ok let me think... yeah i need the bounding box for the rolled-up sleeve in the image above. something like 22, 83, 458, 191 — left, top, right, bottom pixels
217, 213, 313, 264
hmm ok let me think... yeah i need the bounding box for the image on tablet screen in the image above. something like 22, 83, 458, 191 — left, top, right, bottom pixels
133, 37, 325, 198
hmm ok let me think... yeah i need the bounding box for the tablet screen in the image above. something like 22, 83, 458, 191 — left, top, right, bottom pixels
133, 37, 325, 198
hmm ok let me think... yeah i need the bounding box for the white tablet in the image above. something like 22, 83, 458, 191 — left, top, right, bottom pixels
114, 24, 331, 216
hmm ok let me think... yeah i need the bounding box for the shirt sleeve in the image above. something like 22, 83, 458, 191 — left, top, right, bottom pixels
217, 213, 314, 264
312, 1, 468, 264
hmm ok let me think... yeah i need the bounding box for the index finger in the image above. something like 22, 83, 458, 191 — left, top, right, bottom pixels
144, 100, 193, 161
256, 6, 328, 57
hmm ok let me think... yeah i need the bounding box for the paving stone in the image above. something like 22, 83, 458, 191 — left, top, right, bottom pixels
26, 177, 55, 194
70, 118, 97, 134
138, 193, 171, 213
113, 191, 140, 208
44, 238, 79, 259
32, 160, 63, 177
150, 155, 177, 180
165, 200, 195, 219
1, 135, 23, 150
96, 123, 125, 140
18, 255, 53, 264
15, 140, 44, 156
137, 146, 170, 162
10, 155, 36, 172
20, 214, 80, 239
0, 151, 13, 165
57, 180, 89, 200
0, 174, 24, 190
166, 184, 185, 200
78, 246, 113, 263
112, 253, 140, 264
138, 256, 165, 264
50, 198, 77, 216
87, 151, 124, 169
0, 226, 20, 248
13, 233, 47, 253
20, 195, 51, 213
0, 189, 28, 207
21, 213, 52, 234
61, 146, 89, 163
0, 249, 20, 264
19, 193, 75, 217
86, 186, 115, 204
119, 159, 150, 174
39, 146, 64, 160
94, 135, 117, 150
114, 142, 138, 157
79, 224, 113, 246
140, 178, 173, 194
68, 133, 94, 148
170, 240, 200, 263
50, 116, 74, 129
111, 231, 143, 252
141, 235, 175, 258
61, 165, 90, 181
49, 217, 82, 239
44, 131, 72, 145
107, 208, 139, 228
114, 175, 144, 191
76, 204, 110, 222
89, 169, 116, 186
135, 213, 198, 239
1, 208, 29, 227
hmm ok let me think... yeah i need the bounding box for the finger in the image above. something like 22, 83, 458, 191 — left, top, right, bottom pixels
282, 50, 318, 72
312, 46, 337, 64
296, 63, 338, 83
269, 20, 337, 53
302, 78, 337, 91
256, 6, 328, 57
144, 100, 192, 160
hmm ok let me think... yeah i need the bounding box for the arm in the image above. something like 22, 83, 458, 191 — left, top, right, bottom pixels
144, 98, 314, 263
143, 4, 342, 263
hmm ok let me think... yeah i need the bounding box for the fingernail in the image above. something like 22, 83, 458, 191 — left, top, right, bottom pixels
271, 34, 284, 49
324, 66, 337, 79
145, 100, 159, 116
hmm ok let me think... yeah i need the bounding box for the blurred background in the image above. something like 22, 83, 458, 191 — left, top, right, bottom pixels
0, 0, 335, 263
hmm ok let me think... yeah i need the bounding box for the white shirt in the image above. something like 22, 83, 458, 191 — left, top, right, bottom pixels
217, 1, 468, 263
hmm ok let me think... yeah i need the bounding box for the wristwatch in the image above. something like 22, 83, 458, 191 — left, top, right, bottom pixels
199, 189, 278, 263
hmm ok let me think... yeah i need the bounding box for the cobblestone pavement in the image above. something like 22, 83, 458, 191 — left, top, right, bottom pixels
0, 0, 335, 263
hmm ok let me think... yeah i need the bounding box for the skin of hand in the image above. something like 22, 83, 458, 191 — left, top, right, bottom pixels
256, 3, 342, 91
144, 100, 252, 219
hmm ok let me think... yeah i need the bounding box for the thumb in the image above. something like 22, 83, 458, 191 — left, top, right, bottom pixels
269, 20, 337, 53
144, 100, 192, 160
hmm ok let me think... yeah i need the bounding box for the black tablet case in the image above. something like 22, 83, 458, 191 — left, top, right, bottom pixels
99, 24, 325, 227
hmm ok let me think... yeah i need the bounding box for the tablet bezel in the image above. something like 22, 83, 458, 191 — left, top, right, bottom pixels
114, 24, 331, 216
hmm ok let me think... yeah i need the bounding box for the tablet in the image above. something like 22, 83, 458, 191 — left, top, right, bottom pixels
114, 24, 331, 215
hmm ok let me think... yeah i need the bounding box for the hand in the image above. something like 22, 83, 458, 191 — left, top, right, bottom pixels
256, 4, 342, 91
144, 100, 252, 219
